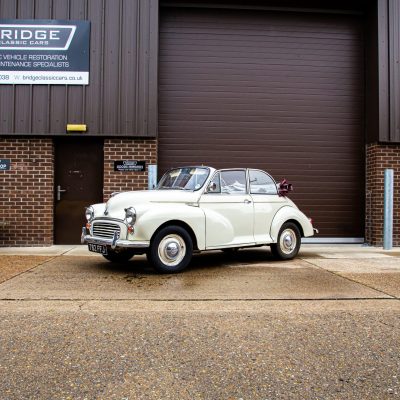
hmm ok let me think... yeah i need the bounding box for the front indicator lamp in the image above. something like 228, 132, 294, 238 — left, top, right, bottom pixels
124, 207, 136, 226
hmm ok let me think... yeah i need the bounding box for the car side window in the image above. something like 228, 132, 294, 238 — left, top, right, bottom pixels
249, 170, 277, 195
220, 170, 247, 194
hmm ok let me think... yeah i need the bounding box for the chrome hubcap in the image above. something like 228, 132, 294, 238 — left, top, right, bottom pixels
166, 242, 179, 258
158, 234, 186, 266
280, 229, 297, 255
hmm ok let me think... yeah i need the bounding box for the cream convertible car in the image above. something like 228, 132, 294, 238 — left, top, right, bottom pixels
82, 167, 317, 273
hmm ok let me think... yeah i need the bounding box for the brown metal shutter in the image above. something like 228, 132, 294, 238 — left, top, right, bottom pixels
159, 7, 365, 238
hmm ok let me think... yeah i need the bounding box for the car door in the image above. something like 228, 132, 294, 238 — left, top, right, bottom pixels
249, 169, 286, 244
199, 169, 255, 248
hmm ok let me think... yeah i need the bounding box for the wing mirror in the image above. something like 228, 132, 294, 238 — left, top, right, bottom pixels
206, 181, 218, 193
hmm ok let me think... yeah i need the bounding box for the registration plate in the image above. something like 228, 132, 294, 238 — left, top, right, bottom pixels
88, 243, 108, 255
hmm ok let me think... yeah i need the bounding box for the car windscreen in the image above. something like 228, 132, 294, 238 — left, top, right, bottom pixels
157, 167, 210, 191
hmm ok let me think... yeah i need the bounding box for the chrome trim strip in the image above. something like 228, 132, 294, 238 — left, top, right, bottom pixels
206, 242, 257, 250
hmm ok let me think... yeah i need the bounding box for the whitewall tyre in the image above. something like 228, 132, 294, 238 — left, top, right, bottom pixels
270, 222, 301, 260
147, 225, 193, 273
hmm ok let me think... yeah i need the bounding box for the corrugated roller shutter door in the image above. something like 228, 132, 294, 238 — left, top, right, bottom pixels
159, 7, 365, 238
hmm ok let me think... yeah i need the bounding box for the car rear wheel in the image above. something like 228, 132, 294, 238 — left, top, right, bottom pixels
147, 225, 193, 273
270, 222, 301, 260
102, 248, 135, 263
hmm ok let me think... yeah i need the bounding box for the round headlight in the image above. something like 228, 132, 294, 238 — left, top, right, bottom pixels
125, 207, 136, 225
85, 206, 94, 222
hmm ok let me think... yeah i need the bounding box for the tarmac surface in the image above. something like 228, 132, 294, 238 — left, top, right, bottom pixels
0, 244, 399, 399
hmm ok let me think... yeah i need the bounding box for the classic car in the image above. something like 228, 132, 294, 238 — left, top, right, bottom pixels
81, 166, 317, 273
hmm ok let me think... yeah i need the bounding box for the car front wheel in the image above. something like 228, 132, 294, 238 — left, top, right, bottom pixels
147, 226, 193, 273
270, 222, 301, 260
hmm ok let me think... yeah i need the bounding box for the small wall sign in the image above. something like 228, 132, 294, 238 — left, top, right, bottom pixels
0, 159, 11, 171
114, 160, 145, 172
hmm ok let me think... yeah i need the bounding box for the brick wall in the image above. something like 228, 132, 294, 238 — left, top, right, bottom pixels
0, 138, 54, 246
103, 139, 157, 201
366, 143, 400, 246
0, 138, 396, 246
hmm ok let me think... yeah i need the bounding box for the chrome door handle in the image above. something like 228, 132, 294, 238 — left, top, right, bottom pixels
244, 199, 252, 204
57, 185, 67, 201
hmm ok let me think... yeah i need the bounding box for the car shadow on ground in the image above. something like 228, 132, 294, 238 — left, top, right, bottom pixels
93, 247, 285, 276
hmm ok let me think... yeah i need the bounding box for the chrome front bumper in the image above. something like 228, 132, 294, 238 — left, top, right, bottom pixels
81, 227, 149, 250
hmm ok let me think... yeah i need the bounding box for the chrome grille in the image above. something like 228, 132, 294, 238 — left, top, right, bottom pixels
92, 222, 121, 239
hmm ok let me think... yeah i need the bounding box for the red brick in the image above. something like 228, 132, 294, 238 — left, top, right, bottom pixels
0, 138, 54, 246
103, 138, 158, 201
366, 143, 400, 246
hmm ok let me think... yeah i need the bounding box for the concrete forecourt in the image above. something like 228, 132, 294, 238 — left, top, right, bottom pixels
0, 244, 399, 399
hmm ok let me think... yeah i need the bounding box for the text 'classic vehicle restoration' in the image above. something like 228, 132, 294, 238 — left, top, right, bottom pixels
82, 167, 317, 273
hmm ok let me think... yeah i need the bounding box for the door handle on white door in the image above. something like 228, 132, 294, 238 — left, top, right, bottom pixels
244, 199, 252, 204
